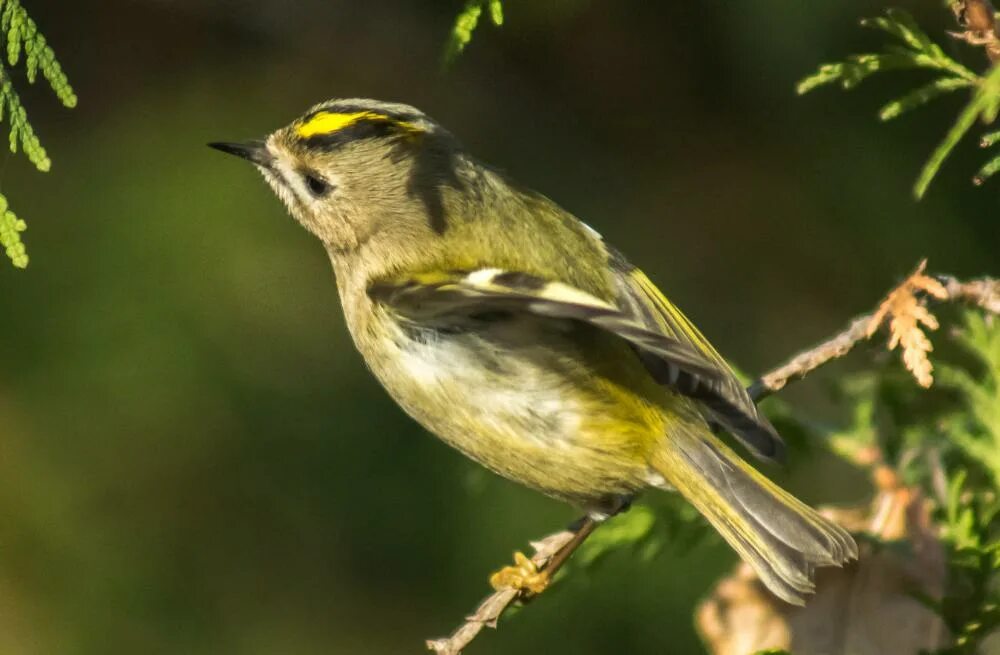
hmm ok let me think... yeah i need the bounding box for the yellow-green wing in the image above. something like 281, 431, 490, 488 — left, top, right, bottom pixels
368, 267, 726, 391
605, 247, 783, 461
368, 267, 782, 461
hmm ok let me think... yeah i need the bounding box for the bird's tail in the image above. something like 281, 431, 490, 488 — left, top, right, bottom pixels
651, 429, 857, 605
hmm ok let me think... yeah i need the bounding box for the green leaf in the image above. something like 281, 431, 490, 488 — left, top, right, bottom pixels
879, 77, 972, 121
443, 1, 483, 65
796, 63, 846, 94
488, 0, 503, 26
914, 66, 1000, 199
862, 8, 934, 53
575, 505, 657, 568
0, 67, 50, 171
883, 45, 979, 82
0, 193, 28, 268
0, 0, 77, 267
838, 54, 912, 89
1, 0, 75, 107
976, 153, 1000, 186
798, 54, 917, 93
442, 0, 503, 65
981, 130, 1000, 148
936, 313, 1000, 488
798, 51, 975, 98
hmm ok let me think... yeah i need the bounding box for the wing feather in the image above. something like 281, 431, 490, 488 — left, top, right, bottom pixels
368, 266, 782, 462
369, 267, 724, 377
605, 248, 784, 461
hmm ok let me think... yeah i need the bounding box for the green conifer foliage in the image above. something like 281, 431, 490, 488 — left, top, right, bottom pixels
0, 0, 76, 268
798, 8, 1000, 198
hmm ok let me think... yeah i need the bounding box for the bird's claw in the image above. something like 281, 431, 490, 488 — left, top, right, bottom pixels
489, 551, 549, 596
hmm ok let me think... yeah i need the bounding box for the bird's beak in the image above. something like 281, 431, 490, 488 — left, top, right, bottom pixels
208, 140, 273, 168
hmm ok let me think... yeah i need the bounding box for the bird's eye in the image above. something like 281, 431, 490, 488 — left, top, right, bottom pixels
304, 173, 331, 197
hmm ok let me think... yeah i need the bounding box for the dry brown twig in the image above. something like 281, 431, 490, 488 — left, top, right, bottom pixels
751, 259, 999, 399
426, 260, 1000, 654
425, 520, 594, 655
949, 0, 1000, 63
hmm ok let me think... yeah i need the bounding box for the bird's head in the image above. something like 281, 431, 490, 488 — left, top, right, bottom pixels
210, 98, 465, 252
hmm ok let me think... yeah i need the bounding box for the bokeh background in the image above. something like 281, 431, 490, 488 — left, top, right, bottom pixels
0, 1, 995, 653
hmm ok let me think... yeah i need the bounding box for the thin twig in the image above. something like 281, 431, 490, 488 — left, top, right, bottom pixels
747, 314, 874, 401
750, 265, 999, 400
939, 274, 1000, 314
426, 518, 595, 655
426, 262, 999, 654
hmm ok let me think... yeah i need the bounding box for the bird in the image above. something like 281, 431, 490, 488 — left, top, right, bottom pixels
209, 97, 857, 605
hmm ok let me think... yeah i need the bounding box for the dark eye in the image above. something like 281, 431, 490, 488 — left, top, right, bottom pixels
304, 173, 331, 197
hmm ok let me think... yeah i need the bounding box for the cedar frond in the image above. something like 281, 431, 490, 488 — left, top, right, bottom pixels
0, 0, 76, 267
798, 6, 1000, 197
0, 192, 27, 268
442, 0, 504, 65
867, 260, 948, 387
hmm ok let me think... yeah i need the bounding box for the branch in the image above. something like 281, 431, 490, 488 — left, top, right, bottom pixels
426, 261, 1000, 654
426, 518, 595, 655
747, 314, 873, 401
751, 262, 1000, 399
939, 273, 1000, 314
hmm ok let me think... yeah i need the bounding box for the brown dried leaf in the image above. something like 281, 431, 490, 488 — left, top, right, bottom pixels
867, 260, 948, 388
696, 489, 950, 655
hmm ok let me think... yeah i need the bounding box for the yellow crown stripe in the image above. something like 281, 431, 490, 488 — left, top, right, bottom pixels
296, 111, 374, 137
296, 110, 423, 139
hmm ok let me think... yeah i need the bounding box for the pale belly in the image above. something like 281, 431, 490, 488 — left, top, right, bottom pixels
358, 310, 668, 508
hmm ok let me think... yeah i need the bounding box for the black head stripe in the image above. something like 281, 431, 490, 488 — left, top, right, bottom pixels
301, 118, 409, 150
303, 104, 422, 125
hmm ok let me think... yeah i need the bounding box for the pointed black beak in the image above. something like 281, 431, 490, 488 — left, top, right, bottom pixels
208, 140, 273, 167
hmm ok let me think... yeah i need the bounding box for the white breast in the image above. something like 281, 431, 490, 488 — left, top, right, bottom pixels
381, 319, 583, 449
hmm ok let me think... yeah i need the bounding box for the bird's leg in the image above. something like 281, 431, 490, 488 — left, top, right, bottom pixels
488, 496, 631, 599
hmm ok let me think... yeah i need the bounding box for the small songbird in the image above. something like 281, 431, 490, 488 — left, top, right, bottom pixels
210, 98, 857, 604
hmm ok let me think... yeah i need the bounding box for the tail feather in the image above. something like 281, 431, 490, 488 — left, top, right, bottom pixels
652, 429, 858, 605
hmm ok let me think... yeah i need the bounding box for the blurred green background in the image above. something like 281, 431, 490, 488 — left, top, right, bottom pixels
0, 1, 995, 653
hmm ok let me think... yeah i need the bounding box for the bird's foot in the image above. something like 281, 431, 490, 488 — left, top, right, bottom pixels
489, 551, 549, 596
